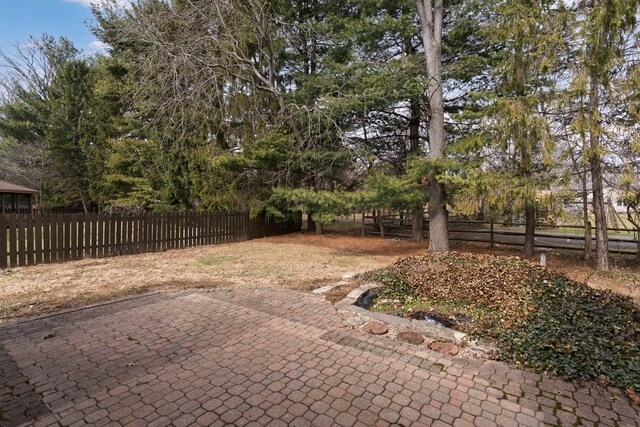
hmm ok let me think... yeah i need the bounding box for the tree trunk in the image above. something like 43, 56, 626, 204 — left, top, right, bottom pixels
409, 97, 425, 243
80, 193, 88, 214
377, 210, 385, 239
428, 178, 448, 251
514, 41, 536, 259
412, 209, 424, 243
416, 0, 448, 252
316, 222, 324, 235
477, 197, 486, 221
409, 98, 421, 154
307, 212, 316, 232
582, 171, 592, 260
522, 202, 536, 258
588, 70, 609, 271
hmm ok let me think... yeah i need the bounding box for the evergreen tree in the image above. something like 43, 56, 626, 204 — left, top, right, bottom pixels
46, 59, 95, 211
571, 0, 639, 271
459, 0, 568, 258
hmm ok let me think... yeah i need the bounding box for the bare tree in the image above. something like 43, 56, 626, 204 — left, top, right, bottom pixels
0, 139, 49, 207
0, 35, 79, 208
0, 35, 78, 102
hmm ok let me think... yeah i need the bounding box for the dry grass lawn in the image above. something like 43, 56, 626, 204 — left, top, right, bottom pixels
2, 230, 638, 323
0, 232, 427, 322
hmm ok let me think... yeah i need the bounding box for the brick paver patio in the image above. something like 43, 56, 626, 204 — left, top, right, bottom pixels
0, 288, 637, 426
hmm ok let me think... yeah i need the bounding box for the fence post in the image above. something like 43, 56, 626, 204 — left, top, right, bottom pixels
490, 221, 495, 249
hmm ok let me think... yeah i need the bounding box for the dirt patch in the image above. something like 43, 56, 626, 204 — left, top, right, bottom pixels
324, 280, 366, 304
267, 232, 428, 257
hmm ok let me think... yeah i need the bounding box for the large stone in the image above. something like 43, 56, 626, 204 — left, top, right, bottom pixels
396, 331, 424, 345
429, 341, 459, 356
363, 321, 388, 335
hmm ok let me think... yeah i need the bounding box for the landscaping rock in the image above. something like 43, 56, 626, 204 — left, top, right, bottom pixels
429, 341, 459, 356
345, 316, 366, 327
312, 285, 336, 294
363, 321, 388, 335
396, 330, 424, 345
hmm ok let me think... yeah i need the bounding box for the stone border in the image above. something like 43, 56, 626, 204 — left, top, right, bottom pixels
334, 283, 468, 345
324, 282, 498, 361
311, 272, 356, 295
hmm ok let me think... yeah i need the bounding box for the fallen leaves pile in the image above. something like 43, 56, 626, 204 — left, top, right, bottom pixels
383, 252, 545, 326
363, 252, 640, 394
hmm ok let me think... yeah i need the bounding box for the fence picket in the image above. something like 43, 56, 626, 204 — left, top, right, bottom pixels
35, 214, 43, 265
8, 216, 17, 268
0, 215, 7, 269
26, 214, 35, 266
157, 213, 163, 251
127, 213, 133, 255
17, 215, 26, 266
87, 213, 95, 258
49, 214, 57, 262
173, 212, 178, 249
166, 213, 171, 250
55, 214, 63, 262
181, 212, 186, 248
96, 214, 104, 258
115, 213, 122, 256
71, 214, 79, 261
109, 214, 115, 256
187, 213, 192, 247
42, 214, 50, 263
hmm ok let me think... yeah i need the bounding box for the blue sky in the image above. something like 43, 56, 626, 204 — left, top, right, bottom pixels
0, 0, 103, 54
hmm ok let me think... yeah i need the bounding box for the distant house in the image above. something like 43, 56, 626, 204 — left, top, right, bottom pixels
0, 181, 38, 214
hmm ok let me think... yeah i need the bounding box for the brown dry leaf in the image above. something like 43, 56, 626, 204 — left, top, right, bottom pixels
385, 252, 549, 326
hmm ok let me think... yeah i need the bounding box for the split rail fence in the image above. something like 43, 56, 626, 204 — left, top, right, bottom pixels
362, 213, 639, 255
1, 211, 301, 269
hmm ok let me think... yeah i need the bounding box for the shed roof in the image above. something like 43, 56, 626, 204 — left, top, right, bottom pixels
0, 180, 38, 194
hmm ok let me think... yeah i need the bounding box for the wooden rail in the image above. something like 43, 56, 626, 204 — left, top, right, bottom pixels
362, 214, 639, 255
1, 211, 301, 269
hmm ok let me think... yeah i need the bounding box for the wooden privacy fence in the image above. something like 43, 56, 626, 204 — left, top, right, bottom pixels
1, 211, 302, 269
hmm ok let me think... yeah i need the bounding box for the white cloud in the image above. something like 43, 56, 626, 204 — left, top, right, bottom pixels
61, 0, 130, 8
87, 40, 110, 52
62, 0, 96, 6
